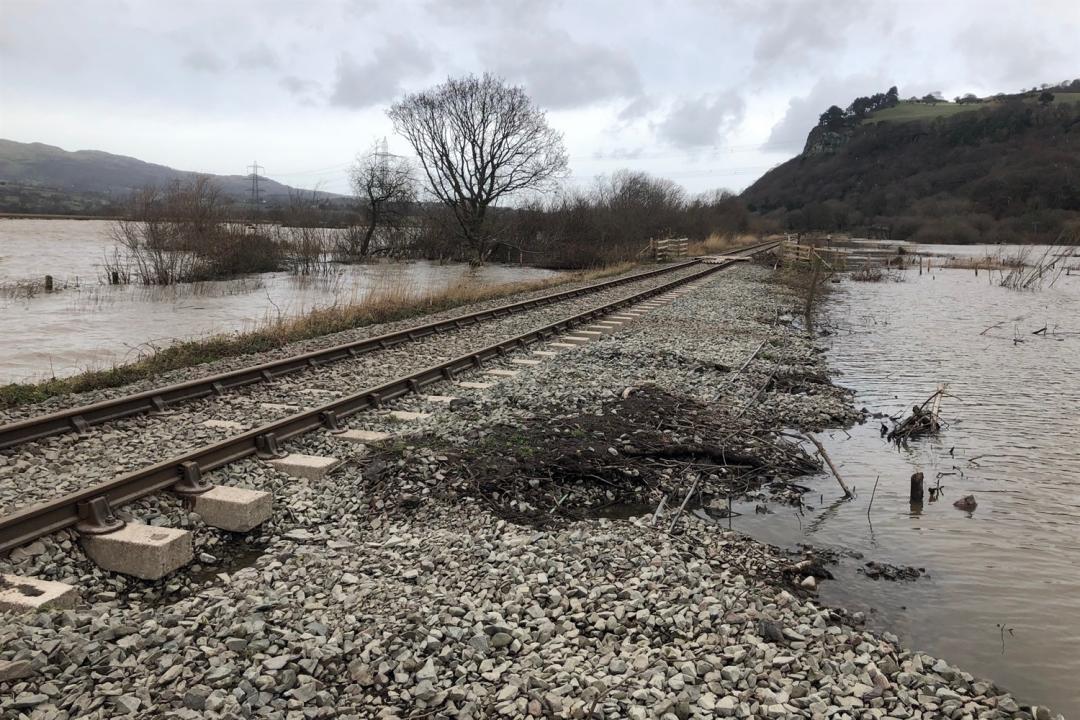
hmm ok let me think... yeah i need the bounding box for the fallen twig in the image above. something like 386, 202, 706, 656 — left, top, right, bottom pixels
667, 474, 703, 534
801, 432, 854, 499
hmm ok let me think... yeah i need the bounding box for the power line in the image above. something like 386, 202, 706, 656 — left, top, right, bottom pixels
247, 160, 264, 213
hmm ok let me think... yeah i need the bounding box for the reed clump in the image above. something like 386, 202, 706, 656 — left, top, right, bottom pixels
687, 232, 758, 256
0, 263, 634, 410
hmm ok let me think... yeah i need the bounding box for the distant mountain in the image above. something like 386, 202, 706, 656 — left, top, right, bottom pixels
742, 84, 1080, 243
0, 139, 339, 215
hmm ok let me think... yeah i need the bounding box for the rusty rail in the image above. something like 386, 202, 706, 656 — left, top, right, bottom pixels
0, 241, 777, 553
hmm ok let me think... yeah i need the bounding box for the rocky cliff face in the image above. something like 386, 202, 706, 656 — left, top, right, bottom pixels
801, 126, 854, 157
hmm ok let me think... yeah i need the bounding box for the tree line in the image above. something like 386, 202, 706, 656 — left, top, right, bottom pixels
817, 87, 900, 131
114, 73, 762, 272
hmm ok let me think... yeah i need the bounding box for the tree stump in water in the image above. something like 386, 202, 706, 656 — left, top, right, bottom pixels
910, 471, 925, 504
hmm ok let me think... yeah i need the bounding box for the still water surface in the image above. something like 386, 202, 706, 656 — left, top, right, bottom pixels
0, 219, 558, 382
732, 268, 1080, 715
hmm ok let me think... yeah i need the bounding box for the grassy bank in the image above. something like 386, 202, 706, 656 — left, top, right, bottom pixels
0, 263, 634, 410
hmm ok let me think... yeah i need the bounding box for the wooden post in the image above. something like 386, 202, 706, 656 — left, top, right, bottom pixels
44, 275, 54, 292
910, 471, 924, 504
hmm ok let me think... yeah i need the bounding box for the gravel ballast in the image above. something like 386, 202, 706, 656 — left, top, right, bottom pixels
0, 263, 1059, 719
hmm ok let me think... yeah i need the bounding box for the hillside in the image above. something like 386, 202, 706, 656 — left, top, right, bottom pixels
743, 89, 1080, 243
0, 140, 335, 215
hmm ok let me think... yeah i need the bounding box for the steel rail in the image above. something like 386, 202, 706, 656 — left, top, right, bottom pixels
0, 260, 704, 450
0, 242, 777, 554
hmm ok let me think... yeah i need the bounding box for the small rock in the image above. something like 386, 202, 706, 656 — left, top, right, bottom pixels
0, 660, 33, 682
112, 695, 141, 715
953, 495, 978, 512
11, 693, 48, 709
715, 696, 736, 717
184, 686, 211, 711
263, 655, 290, 670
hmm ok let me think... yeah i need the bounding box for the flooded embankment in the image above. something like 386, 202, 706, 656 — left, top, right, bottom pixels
0, 219, 558, 383
732, 266, 1080, 715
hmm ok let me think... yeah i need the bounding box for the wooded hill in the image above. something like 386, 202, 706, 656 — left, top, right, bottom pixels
0, 140, 339, 216
742, 84, 1080, 243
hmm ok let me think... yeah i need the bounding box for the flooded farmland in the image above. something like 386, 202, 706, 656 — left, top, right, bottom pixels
732, 266, 1080, 715
0, 219, 558, 383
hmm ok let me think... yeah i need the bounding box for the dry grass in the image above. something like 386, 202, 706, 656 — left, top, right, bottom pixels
687, 233, 759, 256
0, 263, 635, 410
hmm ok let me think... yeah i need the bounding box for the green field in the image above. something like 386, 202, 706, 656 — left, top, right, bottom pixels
1047, 91, 1080, 105
864, 101, 984, 123
865, 93, 1080, 124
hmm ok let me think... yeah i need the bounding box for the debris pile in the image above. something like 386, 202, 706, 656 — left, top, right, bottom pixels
364, 386, 821, 526
886, 386, 947, 443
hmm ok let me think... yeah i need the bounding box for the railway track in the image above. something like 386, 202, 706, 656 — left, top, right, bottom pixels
0, 260, 704, 448
0, 241, 777, 563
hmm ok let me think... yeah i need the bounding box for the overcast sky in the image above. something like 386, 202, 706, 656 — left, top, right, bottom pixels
2, 0, 1078, 195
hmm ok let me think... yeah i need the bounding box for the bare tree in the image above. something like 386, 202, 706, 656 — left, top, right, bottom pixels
276, 189, 334, 276
388, 73, 568, 264
345, 141, 416, 260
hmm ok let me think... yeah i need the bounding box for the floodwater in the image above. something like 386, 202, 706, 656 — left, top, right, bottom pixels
732, 267, 1080, 715
820, 237, 1077, 271
0, 219, 558, 383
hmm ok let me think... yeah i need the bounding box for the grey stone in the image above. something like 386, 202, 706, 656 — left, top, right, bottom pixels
0, 659, 33, 682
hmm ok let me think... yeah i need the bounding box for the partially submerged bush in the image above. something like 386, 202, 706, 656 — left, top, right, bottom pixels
850, 265, 905, 282
107, 177, 284, 284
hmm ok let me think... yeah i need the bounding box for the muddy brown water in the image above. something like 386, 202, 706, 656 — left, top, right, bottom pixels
0, 219, 558, 383
730, 267, 1080, 715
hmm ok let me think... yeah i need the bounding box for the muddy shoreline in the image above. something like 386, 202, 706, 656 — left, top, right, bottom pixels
0, 263, 1061, 718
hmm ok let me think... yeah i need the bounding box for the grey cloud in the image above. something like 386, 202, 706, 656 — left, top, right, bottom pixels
182, 49, 225, 73
592, 147, 644, 161
656, 92, 745, 148
742, 0, 893, 81
953, 21, 1068, 88
766, 75, 887, 152
280, 75, 319, 98
617, 95, 657, 123
485, 30, 642, 109
329, 35, 434, 109
237, 43, 280, 71
345, 0, 379, 16
425, 0, 551, 26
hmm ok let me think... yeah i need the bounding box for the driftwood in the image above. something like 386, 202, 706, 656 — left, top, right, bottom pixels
801, 432, 854, 498
887, 385, 947, 443
667, 474, 703, 533
779, 431, 853, 498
